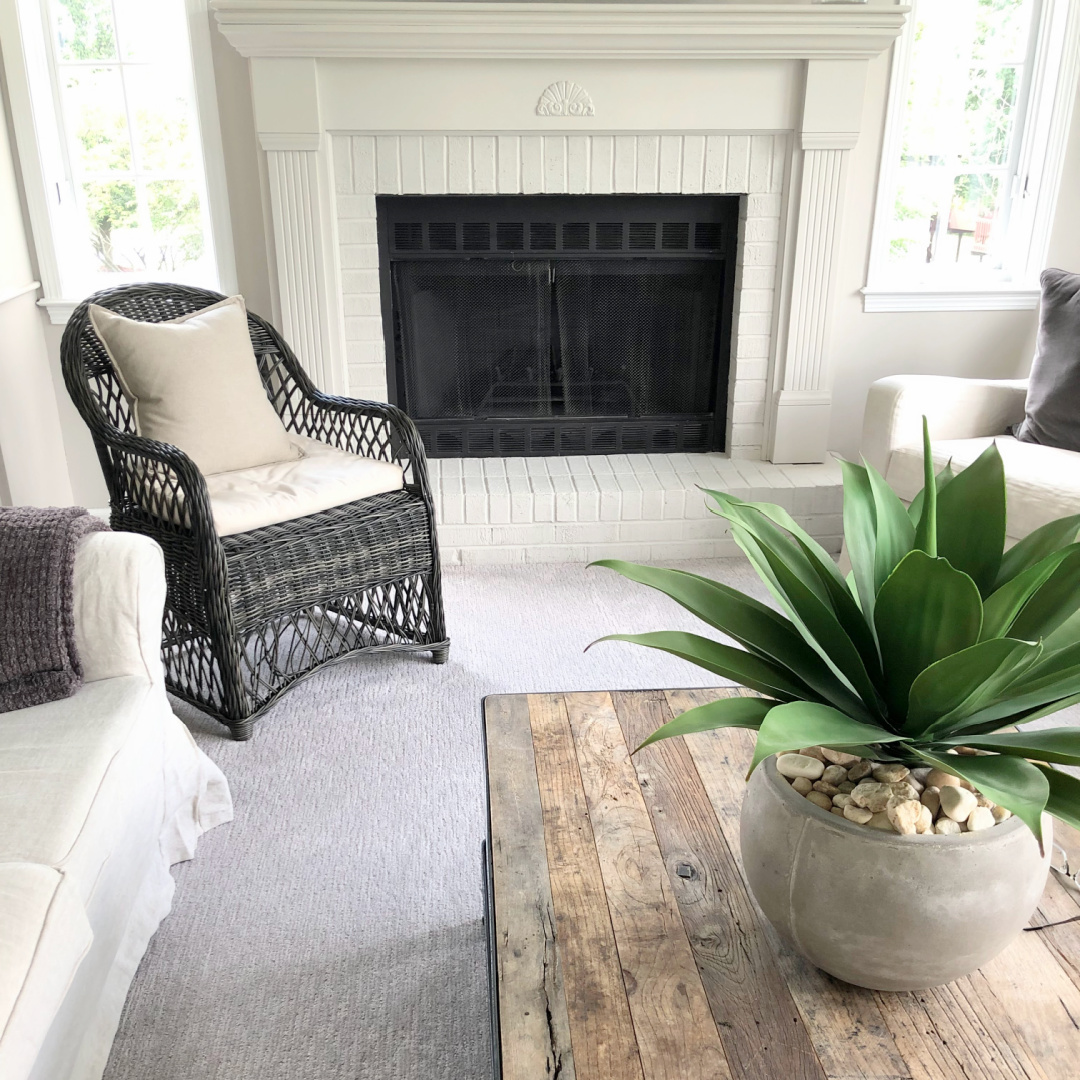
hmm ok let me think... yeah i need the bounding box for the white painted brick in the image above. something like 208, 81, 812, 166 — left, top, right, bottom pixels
565, 456, 593, 475
608, 454, 634, 474
440, 459, 463, 478
591, 135, 617, 194
333, 135, 353, 194
744, 243, 779, 268
651, 540, 725, 561
599, 491, 622, 521
423, 135, 448, 193
442, 547, 463, 566
448, 135, 472, 192
525, 458, 550, 478
740, 266, 774, 290
735, 360, 768, 382
489, 494, 511, 524
511, 492, 533, 523
338, 219, 377, 245
739, 289, 774, 313
336, 195, 376, 221
530, 475, 554, 495
641, 490, 664, 519
662, 489, 686, 519
620, 489, 643, 519
351, 138, 376, 195
555, 523, 620, 544
375, 136, 400, 193
473, 135, 497, 193
770, 134, 789, 193
744, 216, 780, 243
614, 135, 636, 192
704, 135, 727, 192
400, 135, 424, 193
492, 524, 556, 546
636, 134, 660, 191
498, 135, 521, 193
482, 458, 507, 478
505, 459, 528, 478
346, 341, 383, 364
736, 336, 771, 361
344, 316, 382, 340
726, 135, 751, 192
577, 490, 599, 522
439, 524, 492, 547
568, 135, 590, 194
749, 134, 773, 194
682, 134, 706, 194
586, 455, 614, 475
526, 545, 587, 563
461, 545, 526, 565
748, 193, 783, 218
555, 490, 576, 522
342, 269, 380, 295
533, 493, 555, 521
544, 135, 567, 193
659, 135, 682, 192
462, 460, 483, 478
732, 401, 766, 425
586, 543, 652, 563
619, 521, 681, 543
546, 457, 570, 477
683, 519, 731, 540
522, 136, 544, 193
736, 312, 773, 337
734, 380, 767, 403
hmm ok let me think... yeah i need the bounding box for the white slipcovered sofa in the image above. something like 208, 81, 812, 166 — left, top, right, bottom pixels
0, 531, 232, 1080
861, 375, 1080, 542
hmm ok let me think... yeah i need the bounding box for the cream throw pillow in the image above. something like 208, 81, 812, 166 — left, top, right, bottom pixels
89, 296, 300, 475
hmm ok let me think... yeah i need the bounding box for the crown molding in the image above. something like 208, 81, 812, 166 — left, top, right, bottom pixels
211, 1, 908, 60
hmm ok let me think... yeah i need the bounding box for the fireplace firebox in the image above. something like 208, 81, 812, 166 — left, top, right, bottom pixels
376, 194, 739, 457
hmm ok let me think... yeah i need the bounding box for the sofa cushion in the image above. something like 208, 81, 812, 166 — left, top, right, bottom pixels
0, 676, 153, 871
1015, 268, 1080, 453
885, 435, 1080, 539
0, 863, 92, 1080
89, 296, 300, 475
204, 434, 405, 536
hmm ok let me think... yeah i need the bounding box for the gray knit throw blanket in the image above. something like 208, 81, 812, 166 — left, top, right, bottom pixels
0, 506, 109, 712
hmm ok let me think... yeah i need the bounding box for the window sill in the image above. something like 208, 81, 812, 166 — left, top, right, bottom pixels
861, 286, 1041, 313
39, 298, 79, 325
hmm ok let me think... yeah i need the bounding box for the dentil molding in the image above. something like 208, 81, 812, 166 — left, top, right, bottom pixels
211, 1, 909, 60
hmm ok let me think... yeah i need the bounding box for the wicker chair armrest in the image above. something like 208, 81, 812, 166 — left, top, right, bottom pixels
289, 390, 432, 487
95, 428, 218, 541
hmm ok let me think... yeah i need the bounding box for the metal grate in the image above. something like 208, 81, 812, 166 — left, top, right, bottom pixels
378, 195, 739, 456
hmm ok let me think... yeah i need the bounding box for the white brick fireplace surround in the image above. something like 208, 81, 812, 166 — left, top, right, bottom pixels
213, 1, 906, 562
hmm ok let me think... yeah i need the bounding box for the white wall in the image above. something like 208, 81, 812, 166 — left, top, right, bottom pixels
5, 9, 1080, 503
0, 74, 72, 507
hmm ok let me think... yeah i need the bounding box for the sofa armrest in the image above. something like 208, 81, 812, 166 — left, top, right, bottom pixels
860, 375, 1029, 474
72, 532, 165, 684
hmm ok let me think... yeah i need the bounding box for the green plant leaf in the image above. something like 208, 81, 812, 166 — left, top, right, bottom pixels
874, 550, 984, 723
589, 631, 813, 702
589, 561, 870, 717
749, 700, 902, 774
934, 441, 1007, 596
995, 514, 1080, 589
708, 492, 882, 681
1009, 546, 1080, 642
634, 694, 775, 752
1034, 764, 1080, 833
907, 460, 954, 527
913, 417, 938, 556
940, 728, 1080, 766
730, 523, 887, 720
981, 544, 1080, 640
867, 460, 916, 593
910, 747, 1048, 847
841, 460, 879, 620
906, 638, 1043, 736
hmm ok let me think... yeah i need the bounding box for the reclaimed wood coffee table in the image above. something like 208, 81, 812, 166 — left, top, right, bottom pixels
482, 687, 1080, 1080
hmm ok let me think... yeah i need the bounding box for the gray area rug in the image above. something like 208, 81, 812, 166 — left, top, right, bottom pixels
103, 557, 772, 1080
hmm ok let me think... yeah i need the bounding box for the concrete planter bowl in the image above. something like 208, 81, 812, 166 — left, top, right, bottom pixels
740, 755, 1052, 991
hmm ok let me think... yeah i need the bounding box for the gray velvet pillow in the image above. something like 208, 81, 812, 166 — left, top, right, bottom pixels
1015, 268, 1080, 452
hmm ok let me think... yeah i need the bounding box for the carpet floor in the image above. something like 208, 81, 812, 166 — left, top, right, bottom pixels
102, 557, 774, 1080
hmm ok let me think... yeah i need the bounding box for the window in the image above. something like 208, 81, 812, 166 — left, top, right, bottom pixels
864, 0, 1080, 310
2, 0, 233, 320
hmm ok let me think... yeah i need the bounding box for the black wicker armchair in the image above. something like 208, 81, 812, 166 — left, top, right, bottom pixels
62, 283, 448, 740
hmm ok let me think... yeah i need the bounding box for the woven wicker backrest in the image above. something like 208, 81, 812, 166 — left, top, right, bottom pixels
61, 283, 307, 439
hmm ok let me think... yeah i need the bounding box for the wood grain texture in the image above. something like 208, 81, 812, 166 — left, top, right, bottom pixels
613, 689, 826, 1080
488, 688, 1080, 1080
563, 691, 731, 1080
526, 693, 645, 1080
485, 695, 576, 1080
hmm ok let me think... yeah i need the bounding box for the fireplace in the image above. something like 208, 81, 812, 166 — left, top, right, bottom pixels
376, 195, 739, 457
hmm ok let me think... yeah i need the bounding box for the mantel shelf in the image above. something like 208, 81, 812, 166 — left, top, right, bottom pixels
211, 1, 909, 60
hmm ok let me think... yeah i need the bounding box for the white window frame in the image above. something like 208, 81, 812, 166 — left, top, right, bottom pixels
0, 0, 236, 324
863, 0, 1080, 312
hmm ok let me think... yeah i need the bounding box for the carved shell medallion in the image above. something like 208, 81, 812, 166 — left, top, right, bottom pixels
536, 82, 595, 118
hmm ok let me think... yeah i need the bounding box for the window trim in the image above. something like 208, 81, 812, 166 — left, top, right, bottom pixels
863, 0, 1080, 313
1, 0, 236, 325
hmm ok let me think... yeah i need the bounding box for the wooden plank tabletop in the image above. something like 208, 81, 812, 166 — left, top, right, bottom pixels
483, 687, 1080, 1080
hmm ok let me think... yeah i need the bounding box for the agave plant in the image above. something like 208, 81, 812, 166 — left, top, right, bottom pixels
592, 421, 1080, 846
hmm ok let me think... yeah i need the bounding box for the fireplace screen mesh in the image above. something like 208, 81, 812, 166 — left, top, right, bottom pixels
379, 194, 738, 457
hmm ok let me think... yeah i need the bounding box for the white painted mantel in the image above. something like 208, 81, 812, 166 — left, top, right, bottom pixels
213, 1, 907, 464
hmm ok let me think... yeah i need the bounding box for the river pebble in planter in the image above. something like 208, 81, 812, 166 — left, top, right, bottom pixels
776, 749, 1015, 836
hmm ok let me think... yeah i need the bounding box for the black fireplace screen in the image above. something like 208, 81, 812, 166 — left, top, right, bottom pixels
378, 195, 739, 457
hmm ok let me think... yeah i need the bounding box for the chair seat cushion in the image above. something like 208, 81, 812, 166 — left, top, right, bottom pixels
885, 434, 1080, 539
206, 435, 405, 536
